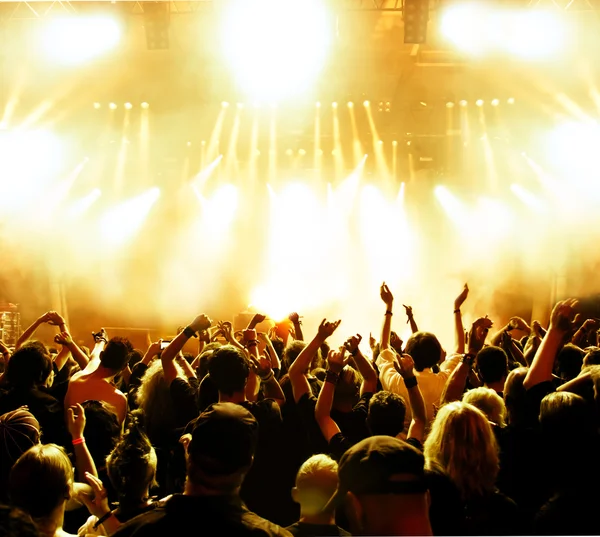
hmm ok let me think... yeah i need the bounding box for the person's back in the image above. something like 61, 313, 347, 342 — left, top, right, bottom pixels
112, 403, 291, 537
65, 338, 130, 423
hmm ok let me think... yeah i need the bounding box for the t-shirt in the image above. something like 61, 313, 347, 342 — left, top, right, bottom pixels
286, 522, 350, 537
112, 494, 292, 537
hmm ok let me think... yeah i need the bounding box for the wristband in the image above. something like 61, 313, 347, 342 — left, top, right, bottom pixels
454, 309, 460, 314
72, 437, 85, 446
404, 376, 418, 389
462, 353, 476, 366
246, 340, 258, 348
183, 326, 197, 339
93, 511, 114, 530
260, 370, 274, 382
350, 348, 359, 357
385, 311, 393, 316
325, 370, 340, 385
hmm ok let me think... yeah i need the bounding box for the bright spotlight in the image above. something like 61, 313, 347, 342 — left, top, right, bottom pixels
220, 0, 333, 101
100, 188, 160, 246
348, 102, 354, 108
332, 102, 338, 109
316, 101, 321, 108
511, 184, 545, 212
93, 102, 101, 110
124, 102, 133, 110
491, 99, 499, 106
446, 102, 455, 108
237, 102, 244, 109
507, 97, 515, 104
68, 188, 101, 219
141, 102, 150, 109
202, 184, 239, 233
221, 101, 229, 108
364, 100, 370, 107
392, 140, 398, 146
109, 103, 117, 110
459, 100, 468, 107
476, 99, 484, 107
39, 16, 121, 65
505, 10, 565, 60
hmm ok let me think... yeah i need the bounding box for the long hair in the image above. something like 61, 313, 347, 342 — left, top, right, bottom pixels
463, 387, 506, 427
424, 401, 499, 499
107, 411, 158, 512
136, 359, 185, 445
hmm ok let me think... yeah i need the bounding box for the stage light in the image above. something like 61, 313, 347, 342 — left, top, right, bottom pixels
491, 99, 499, 106
476, 99, 484, 107
202, 184, 239, 233
392, 140, 398, 146
39, 16, 122, 65
220, 0, 333, 101
124, 102, 133, 110
505, 10, 565, 60
298, 149, 306, 156
68, 188, 101, 219
332, 102, 338, 108
316, 101, 321, 108
285, 149, 293, 156
109, 103, 117, 110
403, 0, 430, 44
446, 102, 455, 108
100, 187, 160, 246
511, 184, 545, 212
221, 101, 229, 108
507, 98, 515, 104
364, 100, 370, 107
459, 100, 467, 107
237, 103, 244, 109
440, 4, 489, 55
348, 102, 354, 108
141, 102, 150, 109
93, 102, 101, 110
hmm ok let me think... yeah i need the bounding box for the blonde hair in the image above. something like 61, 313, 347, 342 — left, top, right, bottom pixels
423, 401, 499, 499
136, 359, 185, 444
295, 454, 339, 515
463, 387, 506, 427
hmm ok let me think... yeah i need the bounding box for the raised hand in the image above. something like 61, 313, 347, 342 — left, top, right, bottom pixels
189, 313, 212, 333
403, 305, 414, 319
79, 472, 111, 520
317, 319, 342, 340
249, 353, 272, 379
66, 403, 86, 440
581, 318, 598, 332
146, 341, 162, 357
250, 313, 267, 327
549, 299, 578, 333
394, 353, 416, 379
54, 331, 73, 347
344, 334, 362, 355
46, 311, 66, 327
468, 316, 493, 355
369, 332, 377, 350
243, 329, 257, 343
454, 283, 469, 310
92, 328, 108, 343
327, 348, 349, 374
380, 282, 394, 308
289, 312, 302, 324
508, 317, 530, 332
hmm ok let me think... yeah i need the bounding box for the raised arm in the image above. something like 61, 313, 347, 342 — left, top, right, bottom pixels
289, 312, 304, 341
175, 353, 197, 379
380, 282, 394, 350
81, 329, 108, 373
245, 329, 285, 407
315, 348, 348, 442
217, 321, 245, 351
162, 314, 211, 386
289, 319, 341, 403
491, 317, 531, 347
524, 299, 577, 390
454, 283, 469, 354
403, 305, 419, 334
54, 331, 89, 370
16, 312, 54, 349
572, 319, 597, 348
247, 313, 267, 331
344, 334, 377, 395
258, 332, 281, 372
67, 403, 98, 480
395, 354, 426, 443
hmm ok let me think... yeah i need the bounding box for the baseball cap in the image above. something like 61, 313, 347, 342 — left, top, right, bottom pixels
188, 402, 258, 476
0, 409, 40, 466
325, 436, 427, 510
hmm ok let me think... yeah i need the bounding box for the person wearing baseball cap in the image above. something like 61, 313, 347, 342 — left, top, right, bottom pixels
112, 402, 291, 537
327, 435, 432, 536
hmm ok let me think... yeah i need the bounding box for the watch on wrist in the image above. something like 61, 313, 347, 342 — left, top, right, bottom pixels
183, 326, 198, 339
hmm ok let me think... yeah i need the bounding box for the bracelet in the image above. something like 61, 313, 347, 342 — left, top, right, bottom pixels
93, 510, 114, 530
404, 376, 418, 389
72, 437, 85, 446
246, 340, 258, 347
350, 348, 359, 357
385, 310, 393, 316
183, 326, 197, 339
454, 309, 460, 314
260, 370, 274, 382
462, 353, 476, 366
325, 370, 340, 385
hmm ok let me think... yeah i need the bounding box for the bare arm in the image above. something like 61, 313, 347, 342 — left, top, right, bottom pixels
289, 319, 341, 403
176, 353, 197, 379
403, 305, 419, 334
16, 313, 51, 349
315, 348, 348, 442
55, 331, 89, 370
524, 299, 577, 390
380, 282, 394, 351
289, 312, 304, 342
345, 334, 378, 395
258, 332, 281, 371
82, 330, 108, 373
53, 345, 71, 372
162, 314, 212, 386
67, 404, 98, 480
454, 284, 469, 354
245, 329, 285, 406
396, 354, 426, 443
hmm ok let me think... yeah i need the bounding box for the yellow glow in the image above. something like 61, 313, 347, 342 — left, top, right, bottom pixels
511, 184, 545, 212
141, 102, 149, 109
109, 103, 117, 110
221, 0, 332, 101
202, 184, 239, 234
100, 188, 160, 246
124, 102, 133, 110
68, 189, 101, 219
39, 16, 121, 65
